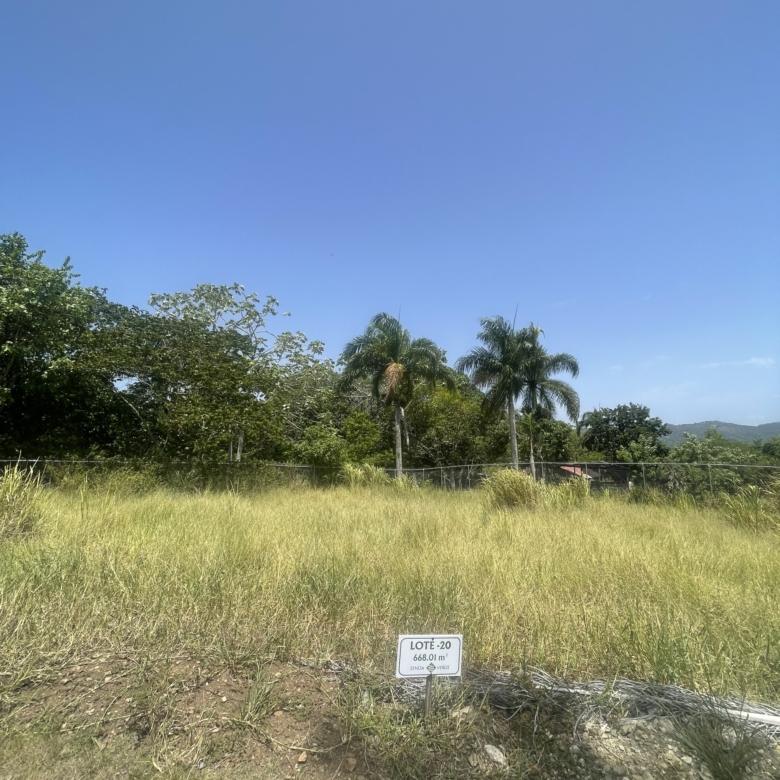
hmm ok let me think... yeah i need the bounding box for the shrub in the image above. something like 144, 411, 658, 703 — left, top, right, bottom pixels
0, 465, 42, 539
482, 468, 539, 509
341, 463, 392, 488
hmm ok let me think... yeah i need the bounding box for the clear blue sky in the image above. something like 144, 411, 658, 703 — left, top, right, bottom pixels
2, 1, 778, 425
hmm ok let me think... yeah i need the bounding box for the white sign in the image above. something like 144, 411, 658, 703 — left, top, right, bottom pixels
396, 634, 463, 678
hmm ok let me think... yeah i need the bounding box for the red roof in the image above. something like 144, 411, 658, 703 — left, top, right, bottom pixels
560, 465, 593, 479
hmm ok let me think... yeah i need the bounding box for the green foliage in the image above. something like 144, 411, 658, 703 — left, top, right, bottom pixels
405, 383, 508, 466
580, 403, 669, 461
457, 318, 579, 472
616, 433, 665, 463
457, 318, 579, 420
340, 313, 452, 474
107, 283, 331, 463
340, 313, 451, 409
518, 417, 581, 461
4, 232, 776, 494
0, 465, 41, 539
671, 430, 757, 465
293, 420, 346, 470
755, 436, 780, 462
482, 468, 540, 509
342, 409, 384, 463
0, 234, 123, 456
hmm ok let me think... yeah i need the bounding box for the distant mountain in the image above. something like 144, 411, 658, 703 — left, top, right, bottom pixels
665, 421, 780, 444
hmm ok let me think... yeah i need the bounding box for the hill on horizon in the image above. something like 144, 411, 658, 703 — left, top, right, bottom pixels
665, 420, 780, 444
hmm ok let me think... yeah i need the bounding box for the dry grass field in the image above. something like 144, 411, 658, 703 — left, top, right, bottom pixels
1, 476, 778, 777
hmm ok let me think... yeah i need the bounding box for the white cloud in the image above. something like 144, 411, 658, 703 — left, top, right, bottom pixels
701, 357, 776, 369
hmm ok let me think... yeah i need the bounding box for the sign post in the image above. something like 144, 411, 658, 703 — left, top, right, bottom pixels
396, 634, 463, 718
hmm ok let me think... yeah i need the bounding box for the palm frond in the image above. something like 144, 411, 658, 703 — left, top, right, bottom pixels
542, 378, 580, 421
544, 352, 579, 378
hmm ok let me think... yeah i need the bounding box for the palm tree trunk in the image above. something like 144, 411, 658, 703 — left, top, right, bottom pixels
507, 397, 519, 469
528, 418, 537, 480
394, 404, 403, 478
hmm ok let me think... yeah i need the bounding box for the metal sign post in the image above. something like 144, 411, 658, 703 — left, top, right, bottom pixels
424, 663, 435, 717
396, 634, 463, 718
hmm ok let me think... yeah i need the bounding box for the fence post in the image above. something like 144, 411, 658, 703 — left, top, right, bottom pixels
708, 464, 713, 496
642, 463, 646, 490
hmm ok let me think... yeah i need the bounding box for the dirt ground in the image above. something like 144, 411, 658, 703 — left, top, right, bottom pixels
1, 656, 778, 779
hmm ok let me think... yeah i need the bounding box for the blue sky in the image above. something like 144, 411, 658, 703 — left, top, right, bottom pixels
2, 1, 778, 425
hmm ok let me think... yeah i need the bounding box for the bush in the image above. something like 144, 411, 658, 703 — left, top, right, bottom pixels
341, 463, 392, 488
0, 465, 42, 539
482, 468, 539, 509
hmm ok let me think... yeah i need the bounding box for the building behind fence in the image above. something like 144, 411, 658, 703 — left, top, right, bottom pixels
2, 458, 779, 496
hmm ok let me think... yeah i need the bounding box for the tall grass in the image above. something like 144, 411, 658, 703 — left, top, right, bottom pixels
0, 465, 41, 539
0, 482, 778, 700
721, 481, 780, 534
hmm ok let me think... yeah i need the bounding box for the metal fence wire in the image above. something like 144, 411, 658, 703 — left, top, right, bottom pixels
1, 458, 779, 496
379, 461, 780, 494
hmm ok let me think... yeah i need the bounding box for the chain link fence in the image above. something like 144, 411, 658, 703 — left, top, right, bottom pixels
379, 461, 780, 495
2, 458, 779, 496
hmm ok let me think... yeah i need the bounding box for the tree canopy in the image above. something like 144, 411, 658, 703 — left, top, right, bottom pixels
579, 403, 670, 461
3, 233, 773, 473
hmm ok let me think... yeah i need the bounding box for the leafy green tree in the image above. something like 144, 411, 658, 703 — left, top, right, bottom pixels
0, 233, 124, 455
404, 382, 509, 466
579, 403, 669, 461
517, 417, 581, 463
293, 418, 346, 470
616, 434, 664, 463
756, 437, 780, 464
341, 409, 386, 464
110, 284, 325, 462
457, 318, 579, 476
339, 313, 451, 476
664, 431, 753, 494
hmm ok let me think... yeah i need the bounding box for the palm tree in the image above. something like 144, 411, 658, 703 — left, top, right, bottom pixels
339, 313, 450, 477
513, 324, 579, 479
455, 316, 527, 469
456, 318, 579, 477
